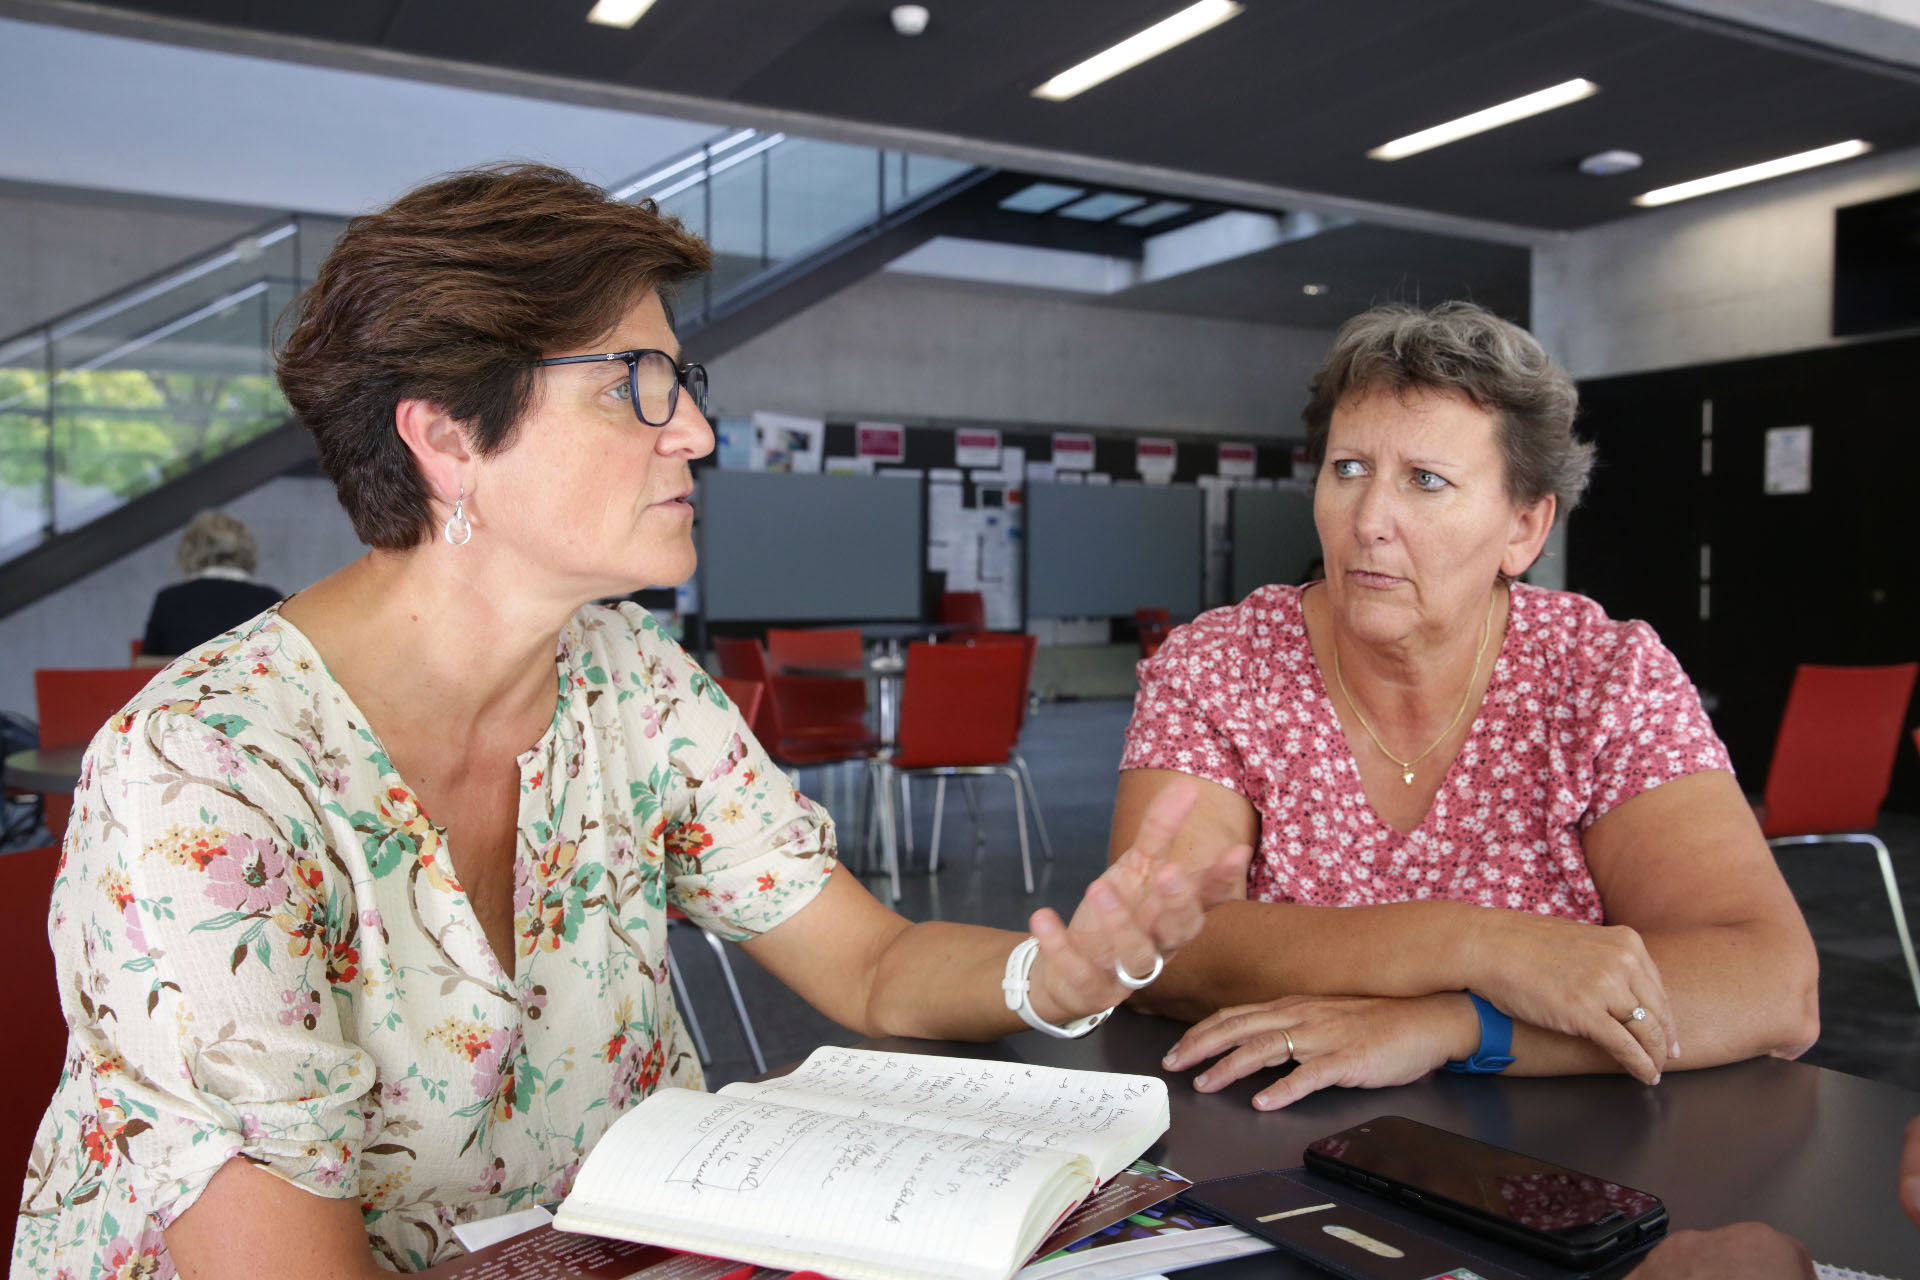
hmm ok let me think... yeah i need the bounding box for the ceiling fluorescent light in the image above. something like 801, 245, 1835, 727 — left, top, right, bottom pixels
1368, 78, 1599, 160
587, 0, 656, 28
1633, 139, 1872, 207
1033, 0, 1243, 102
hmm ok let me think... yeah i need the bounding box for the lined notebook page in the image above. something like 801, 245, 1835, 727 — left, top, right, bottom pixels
723, 1048, 1168, 1181
557, 1089, 1092, 1280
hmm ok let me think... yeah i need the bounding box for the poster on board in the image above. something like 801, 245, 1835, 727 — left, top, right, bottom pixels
1218, 441, 1257, 478
752, 411, 824, 472
856, 421, 907, 464
955, 427, 1002, 469
1052, 432, 1096, 471
1137, 437, 1177, 480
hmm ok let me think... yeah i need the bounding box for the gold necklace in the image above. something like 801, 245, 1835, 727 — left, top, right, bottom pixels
1331, 589, 1499, 787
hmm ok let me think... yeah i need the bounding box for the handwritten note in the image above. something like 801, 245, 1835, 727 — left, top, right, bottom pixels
724, 1048, 1167, 1178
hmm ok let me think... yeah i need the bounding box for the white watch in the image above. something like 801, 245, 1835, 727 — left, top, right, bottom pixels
1001, 937, 1113, 1039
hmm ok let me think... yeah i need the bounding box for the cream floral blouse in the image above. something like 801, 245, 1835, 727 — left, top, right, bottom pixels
12, 603, 836, 1276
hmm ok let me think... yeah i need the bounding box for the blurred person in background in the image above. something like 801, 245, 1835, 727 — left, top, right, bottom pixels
138, 509, 283, 662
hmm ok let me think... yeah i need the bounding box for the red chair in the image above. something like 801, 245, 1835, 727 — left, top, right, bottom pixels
714, 678, 764, 738
712, 639, 781, 748
1761, 662, 1920, 1006
766, 628, 864, 673
2, 844, 69, 1248
34, 667, 157, 842
947, 632, 1053, 862
937, 591, 987, 631
710, 640, 874, 852
889, 642, 1037, 892
1135, 608, 1172, 660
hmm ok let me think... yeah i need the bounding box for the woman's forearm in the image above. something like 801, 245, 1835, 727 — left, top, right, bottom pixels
1129, 897, 1490, 1021
861, 920, 1032, 1040
1507, 917, 1820, 1076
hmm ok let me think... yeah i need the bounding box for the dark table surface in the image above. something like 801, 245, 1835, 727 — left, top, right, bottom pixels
3, 745, 86, 792
857, 1009, 1919, 1276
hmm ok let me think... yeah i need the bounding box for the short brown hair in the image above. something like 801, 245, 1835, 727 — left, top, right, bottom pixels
1301, 301, 1593, 519
277, 164, 711, 548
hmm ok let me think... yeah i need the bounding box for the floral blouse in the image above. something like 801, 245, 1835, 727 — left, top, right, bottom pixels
1120, 583, 1731, 920
12, 603, 836, 1277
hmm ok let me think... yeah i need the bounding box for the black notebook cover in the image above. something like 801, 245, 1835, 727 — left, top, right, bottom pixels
1179, 1167, 1658, 1280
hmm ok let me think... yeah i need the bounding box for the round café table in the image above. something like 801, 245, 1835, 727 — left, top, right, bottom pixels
3, 745, 87, 793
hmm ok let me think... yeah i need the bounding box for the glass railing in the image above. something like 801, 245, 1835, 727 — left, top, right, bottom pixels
1, 129, 978, 565
0, 214, 344, 562
615, 129, 978, 321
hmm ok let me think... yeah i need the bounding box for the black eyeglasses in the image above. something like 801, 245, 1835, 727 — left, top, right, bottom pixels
531, 348, 709, 427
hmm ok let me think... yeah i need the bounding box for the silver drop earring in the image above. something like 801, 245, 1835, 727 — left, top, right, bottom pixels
443, 484, 472, 546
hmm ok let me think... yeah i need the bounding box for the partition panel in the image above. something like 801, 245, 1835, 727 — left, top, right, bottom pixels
1025, 482, 1203, 620
699, 470, 923, 621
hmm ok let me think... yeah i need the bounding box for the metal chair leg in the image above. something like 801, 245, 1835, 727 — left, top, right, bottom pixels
667, 934, 712, 1065
929, 775, 947, 873
1866, 835, 1920, 1009
1013, 753, 1054, 862
901, 770, 916, 858
1007, 765, 1033, 894
964, 778, 986, 860
702, 930, 768, 1075
1772, 832, 1920, 1009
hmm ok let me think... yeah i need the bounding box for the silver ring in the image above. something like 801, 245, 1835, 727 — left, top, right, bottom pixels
1114, 953, 1165, 989
1628, 1007, 1648, 1022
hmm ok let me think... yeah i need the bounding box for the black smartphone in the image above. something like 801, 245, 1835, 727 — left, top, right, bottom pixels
1302, 1115, 1668, 1268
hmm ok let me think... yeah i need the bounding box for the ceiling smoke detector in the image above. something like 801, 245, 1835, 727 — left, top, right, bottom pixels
1579, 149, 1643, 176
890, 5, 930, 35
1302, 283, 1329, 296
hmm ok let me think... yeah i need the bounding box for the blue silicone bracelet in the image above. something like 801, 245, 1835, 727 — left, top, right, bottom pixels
1444, 991, 1515, 1074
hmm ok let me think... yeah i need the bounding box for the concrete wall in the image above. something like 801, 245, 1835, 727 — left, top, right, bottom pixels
0, 475, 362, 716
1532, 144, 1920, 380
0, 179, 280, 338
708, 272, 1331, 437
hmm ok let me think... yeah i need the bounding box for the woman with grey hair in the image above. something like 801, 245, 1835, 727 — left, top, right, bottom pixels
1111, 301, 1819, 1108
139, 509, 283, 659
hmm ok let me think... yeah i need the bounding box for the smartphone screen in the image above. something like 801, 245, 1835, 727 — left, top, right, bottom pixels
1303, 1116, 1665, 1265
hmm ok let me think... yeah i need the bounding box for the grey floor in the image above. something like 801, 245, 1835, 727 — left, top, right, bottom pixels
676, 699, 1920, 1095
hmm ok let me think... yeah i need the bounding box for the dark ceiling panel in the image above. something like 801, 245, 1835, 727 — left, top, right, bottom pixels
1093, 222, 1532, 329
242, 0, 395, 44
56, 0, 1920, 231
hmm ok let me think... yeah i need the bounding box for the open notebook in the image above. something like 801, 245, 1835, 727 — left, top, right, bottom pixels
554, 1047, 1170, 1280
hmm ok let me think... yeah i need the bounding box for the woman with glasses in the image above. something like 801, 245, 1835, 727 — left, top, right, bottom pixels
12, 165, 1248, 1280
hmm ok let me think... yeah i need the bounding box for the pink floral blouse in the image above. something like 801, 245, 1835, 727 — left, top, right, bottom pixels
1120, 583, 1731, 919
13, 603, 835, 1276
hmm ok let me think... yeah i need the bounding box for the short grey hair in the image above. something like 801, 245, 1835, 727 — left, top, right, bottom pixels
176, 510, 259, 575
1301, 301, 1594, 520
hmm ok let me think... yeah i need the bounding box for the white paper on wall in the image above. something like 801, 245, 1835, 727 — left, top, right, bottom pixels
1764, 425, 1812, 495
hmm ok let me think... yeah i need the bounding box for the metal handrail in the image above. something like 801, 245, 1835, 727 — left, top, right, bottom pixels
0, 213, 300, 358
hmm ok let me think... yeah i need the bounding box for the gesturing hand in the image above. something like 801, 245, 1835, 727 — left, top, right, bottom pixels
1463, 910, 1678, 1085
1162, 993, 1478, 1109
1025, 779, 1251, 1028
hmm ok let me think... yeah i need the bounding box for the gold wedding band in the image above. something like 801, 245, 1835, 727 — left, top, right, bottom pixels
1280, 1028, 1296, 1062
